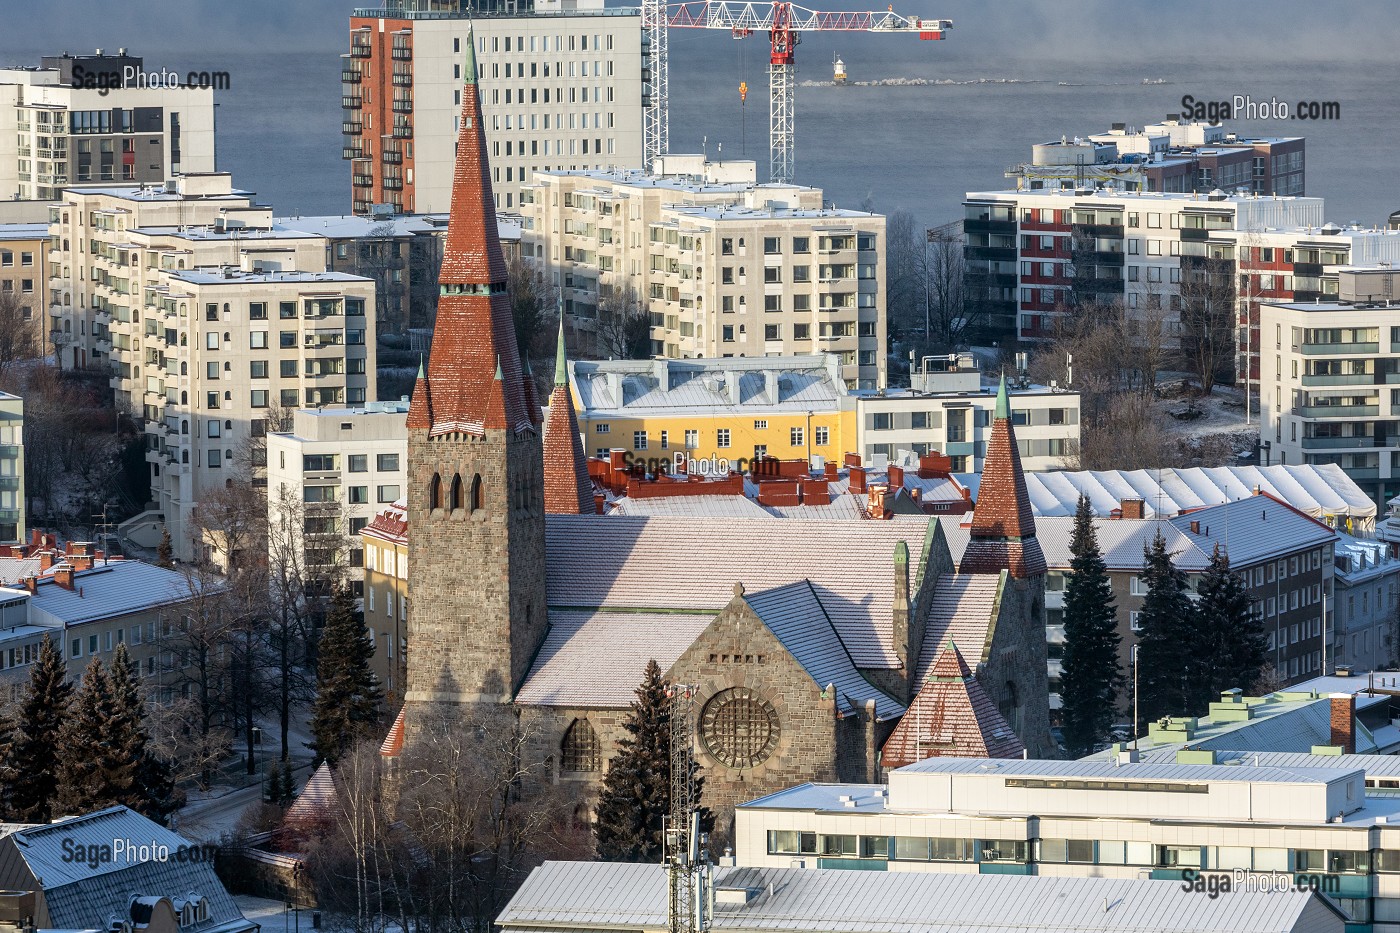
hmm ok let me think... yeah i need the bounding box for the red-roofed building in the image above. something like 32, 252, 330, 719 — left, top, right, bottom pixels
542, 321, 593, 515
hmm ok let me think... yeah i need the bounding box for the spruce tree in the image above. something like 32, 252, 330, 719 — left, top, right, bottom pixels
9, 636, 72, 822
307, 586, 383, 766
1135, 529, 1200, 727
108, 644, 181, 821
1196, 544, 1268, 701
55, 656, 132, 816
156, 529, 174, 568
594, 659, 673, 862
1059, 495, 1123, 757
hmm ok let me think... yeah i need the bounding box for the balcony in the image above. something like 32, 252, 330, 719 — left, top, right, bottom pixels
392, 98, 413, 114
963, 218, 1016, 236
382, 150, 403, 165
391, 46, 412, 60
1294, 262, 1325, 277
1179, 227, 1210, 242
392, 123, 413, 139
392, 72, 413, 87
1300, 373, 1378, 387
1300, 436, 1381, 450
342, 121, 364, 136
1300, 342, 1380, 355
965, 246, 1016, 263
342, 96, 363, 109
1295, 405, 1379, 418
342, 145, 365, 160
382, 177, 404, 191
341, 70, 362, 83
1072, 222, 1125, 238
352, 173, 375, 188
350, 44, 372, 59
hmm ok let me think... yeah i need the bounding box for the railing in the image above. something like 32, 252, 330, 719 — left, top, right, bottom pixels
1300, 436, 1381, 450
350, 44, 372, 58
342, 70, 362, 83
342, 121, 364, 135
1299, 342, 1379, 355
1294, 405, 1379, 418
1300, 373, 1377, 387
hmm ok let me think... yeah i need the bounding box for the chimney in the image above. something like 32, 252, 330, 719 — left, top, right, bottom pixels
1330, 693, 1356, 754
824, 461, 838, 480
28, 529, 39, 548
1190, 519, 1201, 535
888, 465, 905, 490
39, 551, 54, 572
21, 576, 35, 596
1120, 498, 1145, 520
593, 493, 606, 515
53, 567, 74, 591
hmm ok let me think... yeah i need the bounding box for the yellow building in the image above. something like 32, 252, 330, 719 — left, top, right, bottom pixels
359, 499, 408, 707
565, 355, 857, 473
0, 223, 48, 352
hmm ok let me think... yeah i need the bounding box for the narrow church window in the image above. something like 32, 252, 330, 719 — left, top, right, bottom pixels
470, 474, 483, 511
450, 474, 464, 511
429, 473, 441, 510
561, 719, 600, 772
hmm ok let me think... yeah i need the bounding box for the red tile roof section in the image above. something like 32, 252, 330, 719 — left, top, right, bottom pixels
408, 44, 535, 437
380, 705, 406, 758
958, 389, 1045, 578
543, 383, 593, 514
881, 641, 1026, 768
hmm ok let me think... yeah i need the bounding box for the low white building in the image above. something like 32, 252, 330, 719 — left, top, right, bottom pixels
734, 744, 1396, 929
265, 402, 408, 591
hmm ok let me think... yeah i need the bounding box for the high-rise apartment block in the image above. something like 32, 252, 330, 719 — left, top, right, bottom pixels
344, 0, 644, 215
1007, 116, 1304, 197
0, 50, 215, 202
963, 188, 1400, 373
48, 174, 376, 559
524, 157, 888, 388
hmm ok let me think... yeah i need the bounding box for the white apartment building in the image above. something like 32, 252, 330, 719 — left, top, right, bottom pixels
48, 174, 378, 559
0, 394, 23, 545
734, 751, 1395, 928
266, 402, 408, 589
1332, 533, 1400, 672
524, 157, 888, 388
0, 50, 215, 202
963, 188, 1400, 377
855, 357, 1078, 472
1259, 294, 1400, 510
345, 0, 644, 214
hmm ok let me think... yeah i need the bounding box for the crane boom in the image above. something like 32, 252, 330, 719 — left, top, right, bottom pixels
650, 0, 951, 184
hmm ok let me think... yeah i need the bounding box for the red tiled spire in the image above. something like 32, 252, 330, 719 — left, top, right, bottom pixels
409, 32, 533, 437
880, 641, 1025, 768
959, 375, 1046, 578
542, 318, 593, 514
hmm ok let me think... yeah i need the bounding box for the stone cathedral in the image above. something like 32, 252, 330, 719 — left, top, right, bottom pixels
391, 36, 1054, 834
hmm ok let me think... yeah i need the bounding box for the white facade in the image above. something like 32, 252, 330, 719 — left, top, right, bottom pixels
266, 404, 408, 588
0, 54, 215, 202
345, 1, 644, 214
524, 159, 888, 388
734, 754, 1393, 928
1332, 533, 1400, 672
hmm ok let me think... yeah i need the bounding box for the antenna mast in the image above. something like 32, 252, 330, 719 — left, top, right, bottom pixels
665, 684, 708, 933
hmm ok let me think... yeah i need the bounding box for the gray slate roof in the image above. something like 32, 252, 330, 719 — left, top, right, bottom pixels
745, 581, 904, 721
25, 562, 223, 626
499, 860, 1342, 933
3, 806, 254, 933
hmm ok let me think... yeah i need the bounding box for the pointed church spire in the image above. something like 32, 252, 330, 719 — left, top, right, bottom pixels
413, 28, 532, 436
958, 376, 1045, 578
541, 305, 593, 514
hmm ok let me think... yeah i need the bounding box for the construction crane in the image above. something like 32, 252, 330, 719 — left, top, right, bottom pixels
642, 0, 951, 184
664, 684, 709, 933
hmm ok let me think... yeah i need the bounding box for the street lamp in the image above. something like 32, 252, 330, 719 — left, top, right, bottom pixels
1131, 644, 1140, 751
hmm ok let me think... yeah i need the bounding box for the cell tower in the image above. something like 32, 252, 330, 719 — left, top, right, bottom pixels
665, 684, 709, 933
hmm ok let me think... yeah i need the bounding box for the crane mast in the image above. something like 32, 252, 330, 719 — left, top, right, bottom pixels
644, 0, 952, 184
665, 684, 708, 933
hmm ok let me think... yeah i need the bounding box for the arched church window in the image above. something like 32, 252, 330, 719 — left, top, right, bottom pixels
699, 688, 780, 769
429, 473, 442, 510
470, 474, 483, 512
560, 719, 600, 773
450, 474, 463, 511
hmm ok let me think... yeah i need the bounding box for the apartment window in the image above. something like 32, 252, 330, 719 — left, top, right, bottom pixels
722, 325, 735, 342
250, 390, 268, 408
790, 427, 804, 446
872, 412, 892, 431
279, 359, 296, 378
763, 236, 782, 254
595, 423, 610, 434
348, 486, 370, 504
349, 454, 368, 472
634, 431, 647, 450
377, 485, 400, 503
684, 429, 699, 449
281, 389, 299, 406
717, 429, 731, 448
377, 453, 399, 471
208, 449, 222, 468
250, 360, 268, 379
814, 425, 829, 446
764, 295, 782, 312
280, 331, 296, 348
659, 430, 669, 450
280, 301, 297, 319
765, 324, 781, 340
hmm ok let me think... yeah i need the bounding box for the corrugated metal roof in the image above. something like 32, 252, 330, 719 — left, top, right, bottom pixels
745, 582, 904, 721
516, 610, 715, 707
499, 860, 1331, 933
895, 755, 1348, 784
25, 562, 223, 626
545, 515, 932, 669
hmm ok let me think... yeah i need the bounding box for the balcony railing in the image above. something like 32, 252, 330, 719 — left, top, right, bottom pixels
1294, 405, 1379, 418
392, 72, 413, 86
392, 124, 413, 138
1299, 342, 1380, 355
342, 70, 362, 83
1300, 436, 1382, 450
342, 121, 364, 135
350, 44, 372, 58
382, 150, 403, 164
392, 99, 413, 114
342, 96, 363, 109
1300, 373, 1378, 387
391, 46, 413, 60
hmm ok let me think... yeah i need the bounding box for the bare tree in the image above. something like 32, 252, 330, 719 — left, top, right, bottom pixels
923, 221, 970, 351
1177, 255, 1237, 395
409, 232, 445, 334
885, 209, 923, 342
595, 283, 651, 360
0, 291, 39, 374
505, 255, 558, 367
357, 223, 408, 337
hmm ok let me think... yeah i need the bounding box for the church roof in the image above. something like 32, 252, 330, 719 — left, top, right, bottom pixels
959, 375, 1046, 578
881, 641, 1024, 768
408, 37, 534, 437
380, 705, 406, 757
745, 581, 905, 721
284, 762, 338, 826
915, 574, 1001, 684
543, 322, 594, 514
515, 610, 715, 707
544, 514, 933, 669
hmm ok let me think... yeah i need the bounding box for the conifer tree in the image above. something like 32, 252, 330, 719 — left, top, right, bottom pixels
54, 656, 131, 816
308, 586, 383, 766
9, 636, 72, 822
1196, 544, 1268, 703
1059, 495, 1123, 757
156, 528, 174, 568
594, 659, 708, 862
108, 644, 182, 821
1135, 529, 1200, 727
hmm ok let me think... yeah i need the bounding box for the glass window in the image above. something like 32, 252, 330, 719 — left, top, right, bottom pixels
377, 453, 399, 471
892, 837, 928, 861
349, 454, 368, 472
820, 834, 857, 857
929, 838, 972, 861
377, 485, 400, 503
859, 836, 888, 859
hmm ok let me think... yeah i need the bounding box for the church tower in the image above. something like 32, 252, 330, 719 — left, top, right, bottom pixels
404, 34, 547, 710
